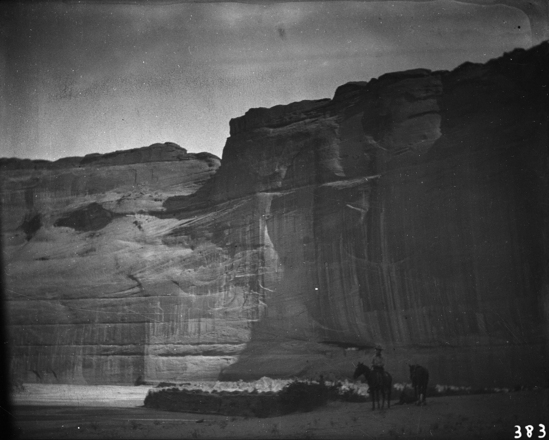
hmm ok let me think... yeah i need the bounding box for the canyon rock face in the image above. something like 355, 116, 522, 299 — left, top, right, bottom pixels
3, 44, 549, 388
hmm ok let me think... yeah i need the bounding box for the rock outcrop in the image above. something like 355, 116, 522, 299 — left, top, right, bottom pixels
3, 44, 549, 388
2, 143, 223, 384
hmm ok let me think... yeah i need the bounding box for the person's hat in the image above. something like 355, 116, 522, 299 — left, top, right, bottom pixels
375, 344, 383, 351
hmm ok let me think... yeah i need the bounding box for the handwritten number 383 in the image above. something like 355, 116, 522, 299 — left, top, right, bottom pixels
515, 425, 546, 438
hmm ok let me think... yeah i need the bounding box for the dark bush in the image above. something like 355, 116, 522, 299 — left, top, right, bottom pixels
278, 381, 330, 414
251, 394, 281, 418
144, 390, 153, 406
143, 380, 367, 418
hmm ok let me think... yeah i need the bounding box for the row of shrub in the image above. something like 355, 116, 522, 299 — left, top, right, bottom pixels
144, 379, 367, 418
279, 380, 367, 410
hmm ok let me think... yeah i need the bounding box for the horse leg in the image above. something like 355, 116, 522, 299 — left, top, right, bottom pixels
380, 389, 384, 409
387, 386, 391, 409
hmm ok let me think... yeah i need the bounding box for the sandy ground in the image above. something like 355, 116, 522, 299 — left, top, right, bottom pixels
9, 384, 549, 439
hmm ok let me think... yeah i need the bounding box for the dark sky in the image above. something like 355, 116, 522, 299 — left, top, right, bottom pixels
1, 0, 546, 161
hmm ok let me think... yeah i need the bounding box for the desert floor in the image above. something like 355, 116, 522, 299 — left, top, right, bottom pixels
9, 383, 549, 439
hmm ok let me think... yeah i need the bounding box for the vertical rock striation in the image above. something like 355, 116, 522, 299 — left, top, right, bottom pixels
209, 43, 549, 387
3, 44, 549, 388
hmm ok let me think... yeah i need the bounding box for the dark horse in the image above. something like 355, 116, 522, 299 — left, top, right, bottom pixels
409, 364, 429, 405
353, 362, 392, 410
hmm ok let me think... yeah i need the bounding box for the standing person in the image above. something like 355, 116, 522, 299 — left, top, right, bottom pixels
372, 344, 385, 373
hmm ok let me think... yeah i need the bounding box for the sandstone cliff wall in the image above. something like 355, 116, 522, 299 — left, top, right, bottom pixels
3, 44, 548, 388
3, 143, 231, 384
209, 45, 549, 387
